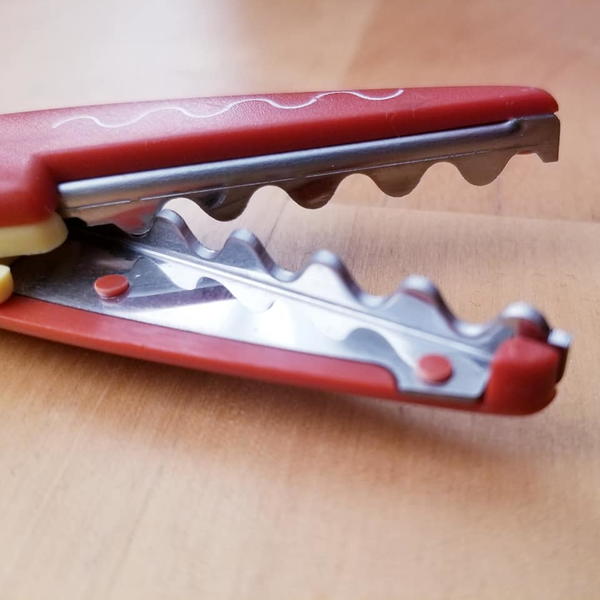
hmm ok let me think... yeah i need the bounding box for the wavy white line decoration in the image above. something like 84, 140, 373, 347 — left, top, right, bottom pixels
52, 89, 404, 129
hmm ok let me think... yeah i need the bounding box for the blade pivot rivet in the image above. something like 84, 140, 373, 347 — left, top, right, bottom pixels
417, 354, 453, 384
94, 274, 130, 299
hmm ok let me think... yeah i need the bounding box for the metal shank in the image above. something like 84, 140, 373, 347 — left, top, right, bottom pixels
58, 115, 559, 234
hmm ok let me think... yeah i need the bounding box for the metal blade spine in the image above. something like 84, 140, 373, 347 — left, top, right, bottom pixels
76, 208, 550, 363
58, 114, 560, 232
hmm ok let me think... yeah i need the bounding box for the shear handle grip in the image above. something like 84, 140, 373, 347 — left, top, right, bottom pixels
0, 86, 557, 227
0, 297, 561, 415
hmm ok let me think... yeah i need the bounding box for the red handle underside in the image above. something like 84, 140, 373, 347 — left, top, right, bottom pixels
0, 296, 560, 415
0, 86, 557, 227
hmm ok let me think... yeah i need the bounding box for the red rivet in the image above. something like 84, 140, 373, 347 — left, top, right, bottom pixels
94, 274, 130, 299
417, 354, 453, 384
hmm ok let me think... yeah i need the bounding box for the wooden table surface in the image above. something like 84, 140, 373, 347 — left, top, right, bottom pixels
1, 1, 599, 598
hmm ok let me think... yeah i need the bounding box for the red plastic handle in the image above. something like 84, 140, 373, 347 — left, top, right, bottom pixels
0, 86, 557, 227
0, 297, 560, 415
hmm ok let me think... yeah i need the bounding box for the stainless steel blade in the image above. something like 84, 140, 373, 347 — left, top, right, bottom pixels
12, 206, 569, 403
58, 115, 559, 234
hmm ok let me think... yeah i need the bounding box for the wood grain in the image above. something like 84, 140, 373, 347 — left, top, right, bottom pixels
1, 1, 599, 598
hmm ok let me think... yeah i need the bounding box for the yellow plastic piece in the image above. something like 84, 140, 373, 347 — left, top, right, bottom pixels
0, 213, 67, 258
0, 264, 14, 304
